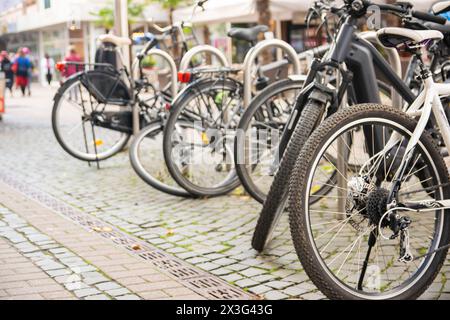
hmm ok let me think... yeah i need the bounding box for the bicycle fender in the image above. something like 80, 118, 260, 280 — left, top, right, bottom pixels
53, 72, 85, 101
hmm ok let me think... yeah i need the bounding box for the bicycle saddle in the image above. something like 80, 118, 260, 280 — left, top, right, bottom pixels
99, 34, 132, 47
432, 1, 450, 15
227, 25, 269, 43
377, 28, 444, 48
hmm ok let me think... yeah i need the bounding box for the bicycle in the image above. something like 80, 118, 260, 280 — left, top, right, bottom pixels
52, 26, 182, 166
288, 22, 450, 299
234, 0, 345, 204
161, 25, 297, 198
251, 0, 449, 252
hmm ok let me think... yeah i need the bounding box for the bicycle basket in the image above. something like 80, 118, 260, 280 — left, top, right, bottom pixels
81, 70, 131, 106
95, 42, 119, 70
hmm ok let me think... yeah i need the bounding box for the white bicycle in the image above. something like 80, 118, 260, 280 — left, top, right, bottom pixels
288, 27, 450, 299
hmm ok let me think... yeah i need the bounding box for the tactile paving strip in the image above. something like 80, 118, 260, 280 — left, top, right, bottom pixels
0, 172, 255, 300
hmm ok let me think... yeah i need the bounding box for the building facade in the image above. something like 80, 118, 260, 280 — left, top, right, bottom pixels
0, 0, 111, 84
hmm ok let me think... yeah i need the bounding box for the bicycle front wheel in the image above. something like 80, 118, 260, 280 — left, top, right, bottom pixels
289, 104, 450, 299
251, 98, 327, 252
163, 78, 243, 197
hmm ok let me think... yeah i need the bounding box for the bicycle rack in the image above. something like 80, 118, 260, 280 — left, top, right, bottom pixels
132, 48, 179, 135
243, 39, 301, 108
178, 45, 229, 73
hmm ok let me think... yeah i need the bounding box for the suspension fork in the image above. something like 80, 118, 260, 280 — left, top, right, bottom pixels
272, 59, 322, 163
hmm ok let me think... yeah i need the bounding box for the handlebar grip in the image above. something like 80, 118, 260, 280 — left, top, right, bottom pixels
378, 3, 407, 14
412, 11, 447, 25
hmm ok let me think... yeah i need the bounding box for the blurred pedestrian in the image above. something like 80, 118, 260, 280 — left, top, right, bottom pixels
63, 46, 82, 80
0, 51, 14, 96
13, 48, 32, 96
41, 53, 55, 86
22, 47, 34, 96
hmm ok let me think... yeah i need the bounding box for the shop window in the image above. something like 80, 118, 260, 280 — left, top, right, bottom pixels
44, 0, 51, 9
287, 22, 327, 53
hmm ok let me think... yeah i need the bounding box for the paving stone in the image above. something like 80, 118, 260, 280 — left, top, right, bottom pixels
74, 288, 101, 298
96, 282, 122, 291
263, 290, 289, 300
209, 268, 233, 276
116, 294, 141, 300
84, 294, 110, 300
240, 268, 267, 277
46, 269, 71, 278
248, 285, 272, 295
266, 281, 292, 290
107, 288, 130, 297
222, 273, 244, 283
64, 281, 87, 291
226, 264, 248, 271
39, 261, 66, 271
235, 279, 259, 288
252, 274, 276, 283
283, 285, 312, 297
300, 292, 326, 300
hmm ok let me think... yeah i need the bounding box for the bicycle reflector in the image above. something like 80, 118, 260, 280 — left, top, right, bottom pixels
178, 72, 192, 83
55, 62, 66, 73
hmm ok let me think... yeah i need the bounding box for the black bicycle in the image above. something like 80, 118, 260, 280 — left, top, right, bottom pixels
52, 23, 193, 167
251, 0, 450, 252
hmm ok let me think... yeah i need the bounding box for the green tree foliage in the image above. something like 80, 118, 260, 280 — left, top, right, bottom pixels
91, 0, 152, 32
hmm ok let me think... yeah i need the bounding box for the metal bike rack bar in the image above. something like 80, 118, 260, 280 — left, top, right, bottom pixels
132, 48, 178, 135
243, 39, 301, 108
179, 45, 230, 72
147, 48, 179, 99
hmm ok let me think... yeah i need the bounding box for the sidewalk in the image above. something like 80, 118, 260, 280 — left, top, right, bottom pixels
0, 179, 249, 300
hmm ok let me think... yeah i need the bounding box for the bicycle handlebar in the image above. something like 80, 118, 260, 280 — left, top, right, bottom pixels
412, 10, 447, 25
339, 0, 448, 25
149, 22, 173, 34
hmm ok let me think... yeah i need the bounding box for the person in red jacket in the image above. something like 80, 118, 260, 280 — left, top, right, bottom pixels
62, 46, 82, 81
13, 48, 32, 96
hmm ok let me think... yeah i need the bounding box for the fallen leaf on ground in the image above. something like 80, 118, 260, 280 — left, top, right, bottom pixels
131, 244, 142, 251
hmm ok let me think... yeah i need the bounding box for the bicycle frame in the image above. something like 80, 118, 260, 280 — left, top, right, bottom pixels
366, 74, 450, 213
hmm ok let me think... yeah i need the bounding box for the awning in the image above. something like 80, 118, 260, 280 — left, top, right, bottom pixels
172, 0, 438, 25
172, 0, 313, 24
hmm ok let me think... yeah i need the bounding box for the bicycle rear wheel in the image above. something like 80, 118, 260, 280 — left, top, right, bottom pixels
52, 77, 130, 162
289, 104, 450, 299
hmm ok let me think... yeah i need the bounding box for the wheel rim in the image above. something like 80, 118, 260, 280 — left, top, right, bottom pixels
167, 81, 242, 192
131, 123, 188, 195
239, 86, 298, 198
300, 117, 445, 299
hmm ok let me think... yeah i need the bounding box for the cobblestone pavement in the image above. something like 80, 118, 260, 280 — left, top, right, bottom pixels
0, 85, 449, 300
